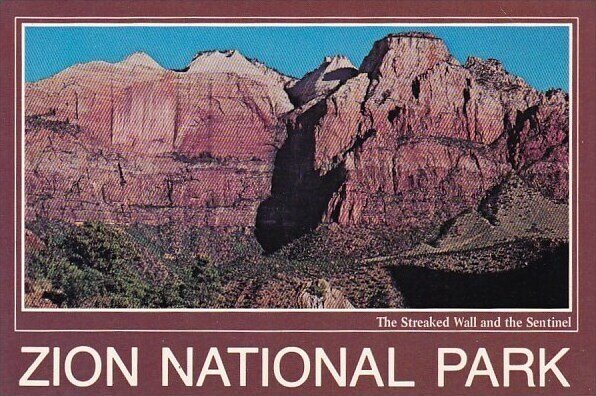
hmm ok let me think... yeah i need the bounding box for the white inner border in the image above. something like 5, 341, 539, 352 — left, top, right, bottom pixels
15, 19, 579, 332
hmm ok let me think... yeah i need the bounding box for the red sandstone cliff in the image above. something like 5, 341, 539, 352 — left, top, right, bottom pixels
256, 32, 568, 250
25, 50, 293, 230
25, 32, 568, 252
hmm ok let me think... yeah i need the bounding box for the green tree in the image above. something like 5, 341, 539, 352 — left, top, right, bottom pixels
29, 222, 154, 308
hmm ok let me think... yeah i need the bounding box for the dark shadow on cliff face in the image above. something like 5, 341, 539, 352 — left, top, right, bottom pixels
322, 67, 359, 82
389, 243, 568, 308
255, 101, 346, 253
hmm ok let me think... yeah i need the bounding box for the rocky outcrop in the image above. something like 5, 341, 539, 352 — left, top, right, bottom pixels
26, 50, 293, 158
25, 51, 293, 230
465, 57, 569, 201
256, 32, 568, 251
407, 175, 568, 257
25, 32, 569, 252
297, 279, 355, 309
286, 55, 358, 106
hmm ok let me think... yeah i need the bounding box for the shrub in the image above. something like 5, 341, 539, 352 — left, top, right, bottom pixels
28, 222, 155, 308
171, 252, 223, 308
26, 220, 224, 308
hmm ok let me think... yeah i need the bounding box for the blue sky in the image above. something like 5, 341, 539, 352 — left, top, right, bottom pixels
25, 26, 570, 91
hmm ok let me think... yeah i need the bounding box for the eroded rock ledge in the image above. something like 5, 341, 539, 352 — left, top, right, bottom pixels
25, 32, 568, 253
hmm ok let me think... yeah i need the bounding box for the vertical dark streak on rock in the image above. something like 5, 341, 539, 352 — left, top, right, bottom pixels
462, 78, 471, 136
411, 77, 420, 99
74, 90, 79, 120
117, 162, 126, 186
173, 80, 179, 148
165, 179, 174, 206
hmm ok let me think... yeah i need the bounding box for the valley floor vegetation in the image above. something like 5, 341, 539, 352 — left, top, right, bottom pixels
25, 220, 223, 308
24, 217, 568, 309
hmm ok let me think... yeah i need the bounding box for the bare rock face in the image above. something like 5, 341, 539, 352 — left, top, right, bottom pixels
25, 32, 568, 252
256, 32, 568, 250
296, 279, 355, 309
25, 51, 294, 230
26, 53, 168, 149
465, 57, 569, 201
26, 51, 293, 158
286, 55, 358, 106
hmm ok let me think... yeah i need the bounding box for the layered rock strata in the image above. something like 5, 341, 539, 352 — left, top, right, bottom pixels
256, 32, 568, 250
25, 32, 568, 251
25, 51, 293, 230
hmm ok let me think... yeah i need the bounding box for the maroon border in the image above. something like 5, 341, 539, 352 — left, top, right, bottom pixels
1, 1, 594, 395
12, 16, 580, 333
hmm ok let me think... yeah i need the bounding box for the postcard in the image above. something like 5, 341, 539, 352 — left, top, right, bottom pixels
1, 0, 593, 394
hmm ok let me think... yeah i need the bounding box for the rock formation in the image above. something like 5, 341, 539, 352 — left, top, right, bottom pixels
25, 50, 293, 230
407, 175, 568, 257
256, 32, 568, 250
297, 279, 355, 309
286, 55, 358, 106
25, 32, 568, 253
